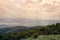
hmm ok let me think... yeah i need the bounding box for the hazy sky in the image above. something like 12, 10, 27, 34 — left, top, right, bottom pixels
0, 0, 60, 20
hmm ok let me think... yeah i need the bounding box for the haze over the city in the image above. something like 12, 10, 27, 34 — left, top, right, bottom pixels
0, 0, 60, 27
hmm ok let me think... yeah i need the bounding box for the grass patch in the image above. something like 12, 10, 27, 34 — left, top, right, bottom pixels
25, 35, 60, 40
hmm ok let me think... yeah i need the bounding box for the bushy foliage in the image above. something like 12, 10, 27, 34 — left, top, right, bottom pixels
0, 23, 60, 40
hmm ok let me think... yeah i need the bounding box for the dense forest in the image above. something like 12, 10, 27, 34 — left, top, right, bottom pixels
0, 23, 60, 40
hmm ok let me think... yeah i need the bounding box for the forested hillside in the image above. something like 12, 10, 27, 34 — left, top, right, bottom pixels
0, 23, 60, 40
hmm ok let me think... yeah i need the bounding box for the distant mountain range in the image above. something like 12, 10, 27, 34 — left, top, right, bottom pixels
0, 26, 28, 34
0, 18, 60, 28
0, 25, 43, 34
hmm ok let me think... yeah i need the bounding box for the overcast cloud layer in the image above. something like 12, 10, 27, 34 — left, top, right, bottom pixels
0, 0, 60, 27
0, 0, 60, 20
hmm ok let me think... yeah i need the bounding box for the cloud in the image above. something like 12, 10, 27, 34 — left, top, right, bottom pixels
0, 0, 60, 20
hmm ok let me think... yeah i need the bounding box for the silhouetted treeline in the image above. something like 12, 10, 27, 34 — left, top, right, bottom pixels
0, 23, 60, 40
